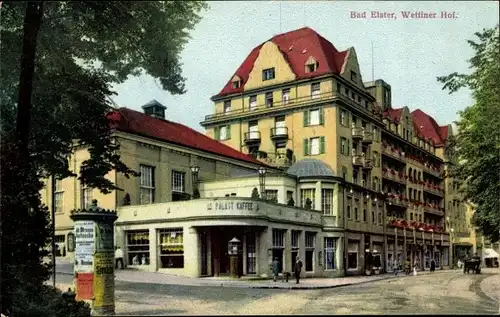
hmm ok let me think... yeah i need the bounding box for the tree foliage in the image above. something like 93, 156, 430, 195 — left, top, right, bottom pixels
437, 25, 500, 242
1, 1, 207, 315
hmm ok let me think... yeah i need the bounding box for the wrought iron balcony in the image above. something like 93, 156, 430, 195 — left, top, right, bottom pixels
270, 127, 289, 140
352, 127, 363, 139
362, 130, 373, 144
352, 155, 363, 167
244, 131, 261, 144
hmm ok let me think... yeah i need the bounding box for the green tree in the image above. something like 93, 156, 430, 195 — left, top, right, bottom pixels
437, 25, 500, 243
1, 1, 207, 315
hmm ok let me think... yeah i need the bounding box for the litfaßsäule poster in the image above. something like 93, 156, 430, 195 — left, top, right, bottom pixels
74, 220, 95, 273
93, 252, 115, 308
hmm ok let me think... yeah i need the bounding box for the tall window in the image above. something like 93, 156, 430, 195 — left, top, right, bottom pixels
54, 179, 64, 213
363, 207, 367, 222
342, 166, 348, 180
350, 71, 357, 82
249, 95, 257, 111
223, 101, 231, 113
215, 125, 231, 140
140, 165, 155, 204
265, 92, 273, 107
286, 191, 294, 203
340, 109, 347, 126
126, 230, 150, 265
159, 228, 184, 268
81, 182, 93, 209
300, 188, 315, 209
172, 171, 185, 193
372, 204, 376, 223
305, 232, 316, 272
282, 88, 290, 104
347, 241, 358, 269
304, 136, 325, 156
310, 137, 320, 155
265, 189, 278, 203
321, 189, 334, 215
309, 109, 320, 125
324, 237, 337, 270
354, 201, 359, 220
272, 229, 285, 273
262, 67, 275, 81
347, 197, 352, 219
311, 83, 320, 99
341, 137, 347, 155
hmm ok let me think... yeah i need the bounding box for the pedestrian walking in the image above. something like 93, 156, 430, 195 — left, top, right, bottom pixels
115, 246, 124, 269
272, 258, 280, 282
430, 259, 436, 272
404, 258, 411, 275
294, 256, 303, 284
394, 259, 399, 276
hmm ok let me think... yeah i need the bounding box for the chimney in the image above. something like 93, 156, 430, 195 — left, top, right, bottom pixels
364, 79, 392, 111
141, 99, 166, 120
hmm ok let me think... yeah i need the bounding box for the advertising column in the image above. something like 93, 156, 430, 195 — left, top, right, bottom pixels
71, 200, 117, 316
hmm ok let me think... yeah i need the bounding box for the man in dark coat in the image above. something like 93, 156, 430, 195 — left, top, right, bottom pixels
294, 256, 303, 284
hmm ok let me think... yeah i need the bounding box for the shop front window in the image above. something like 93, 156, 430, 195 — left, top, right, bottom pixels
159, 228, 184, 268
126, 230, 150, 265
305, 232, 316, 272
324, 237, 337, 270
347, 241, 358, 270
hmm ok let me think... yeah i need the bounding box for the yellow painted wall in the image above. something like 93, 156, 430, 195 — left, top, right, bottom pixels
244, 41, 296, 90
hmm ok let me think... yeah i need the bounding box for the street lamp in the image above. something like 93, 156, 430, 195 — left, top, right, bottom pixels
190, 165, 200, 198
258, 166, 267, 199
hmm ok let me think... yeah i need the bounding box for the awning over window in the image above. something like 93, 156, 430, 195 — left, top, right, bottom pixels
482, 248, 499, 259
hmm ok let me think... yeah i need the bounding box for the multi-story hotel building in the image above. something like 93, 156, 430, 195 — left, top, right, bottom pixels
200, 26, 473, 271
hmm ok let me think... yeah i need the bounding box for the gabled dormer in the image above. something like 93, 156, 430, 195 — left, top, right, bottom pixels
231, 75, 242, 89
305, 56, 319, 73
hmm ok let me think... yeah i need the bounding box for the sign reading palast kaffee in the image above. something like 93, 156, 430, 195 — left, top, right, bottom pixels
207, 200, 257, 211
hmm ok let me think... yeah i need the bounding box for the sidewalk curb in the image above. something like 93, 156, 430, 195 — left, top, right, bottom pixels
56, 269, 459, 290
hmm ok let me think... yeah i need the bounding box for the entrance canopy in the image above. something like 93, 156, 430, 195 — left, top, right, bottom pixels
482, 248, 499, 259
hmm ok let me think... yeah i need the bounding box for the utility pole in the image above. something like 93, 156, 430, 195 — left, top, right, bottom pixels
51, 175, 56, 288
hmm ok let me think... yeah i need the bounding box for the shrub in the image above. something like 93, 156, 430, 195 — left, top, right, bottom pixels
251, 187, 260, 199
287, 197, 295, 206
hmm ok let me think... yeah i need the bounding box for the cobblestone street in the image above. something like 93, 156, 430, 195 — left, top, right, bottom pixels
55, 269, 499, 315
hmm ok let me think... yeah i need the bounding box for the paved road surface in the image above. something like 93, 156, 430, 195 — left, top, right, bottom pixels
55, 271, 498, 315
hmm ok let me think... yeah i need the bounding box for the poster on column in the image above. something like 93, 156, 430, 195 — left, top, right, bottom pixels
93, 252, 115, 308
74, 220, 95, 273
95, 222, 114, 252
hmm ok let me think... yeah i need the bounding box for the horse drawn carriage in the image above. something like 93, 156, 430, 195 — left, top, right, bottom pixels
463, 257, 481, 274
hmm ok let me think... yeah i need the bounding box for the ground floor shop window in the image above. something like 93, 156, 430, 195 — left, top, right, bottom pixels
246, 233, 256, 274
305, 232, 316, 272
442, 248, 449, 266
272, 229, 285, 272
159, 228, 184, 268
126, 230, 150, 265
347, 241, 358, 270
324, 237, 337, 270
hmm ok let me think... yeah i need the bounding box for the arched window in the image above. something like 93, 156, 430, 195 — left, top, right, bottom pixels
409, 168, 413, 179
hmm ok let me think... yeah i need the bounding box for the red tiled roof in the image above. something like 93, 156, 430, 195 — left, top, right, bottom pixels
410, 109, 445, 146
108, 108, 267, 166
439, 126, 449, 141
383, 108, 403, 123
216, 27, 348, 98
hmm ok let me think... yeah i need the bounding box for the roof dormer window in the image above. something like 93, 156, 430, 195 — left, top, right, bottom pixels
351, 71, 357, 82
231, 75, 242, 89
305, 56, 319, 73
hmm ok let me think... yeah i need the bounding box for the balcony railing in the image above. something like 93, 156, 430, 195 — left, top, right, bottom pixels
204, 91, 338, 122
244, 131, 261, 143
423, 163, 443, 178
270, 127, 288, 139
352, 127, 363, 139
259, 152, 295, 168
423, 182, 444, 197
387, 217, 445, 233
362, 158, 373, 170
382, 145, 406, 162
386, 194, 409, 208
382, 168, 407, 184
423, 204, 444, 216
352, 155, 363, 167
362, 130, 373, 143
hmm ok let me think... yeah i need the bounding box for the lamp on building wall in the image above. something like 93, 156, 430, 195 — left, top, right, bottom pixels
258, 166, 267, 199
190, 165, 200, 198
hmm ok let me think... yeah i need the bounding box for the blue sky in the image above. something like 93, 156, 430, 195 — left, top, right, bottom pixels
111, 1, 499, 132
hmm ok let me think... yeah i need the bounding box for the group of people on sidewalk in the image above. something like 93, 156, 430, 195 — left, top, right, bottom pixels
272, 256, 303, 284
393, 257, 436, 276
